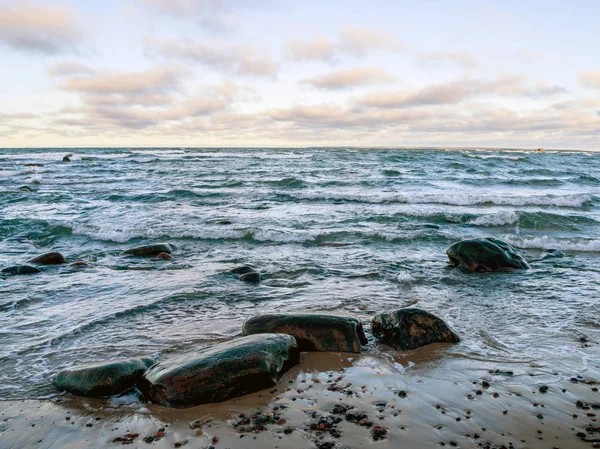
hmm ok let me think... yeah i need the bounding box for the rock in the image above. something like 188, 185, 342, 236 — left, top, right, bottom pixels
24, 163, 44, 167
54, 357, 155, 397
243, 314, 368, 353
62, 156, 71, 163
68, 260, 88, 268
239, 271, 261, 283
32, 179, 41, 185
138, 334, 299, 408
1, 265, 42, 275
230, 265, 256, 274
539, 249, 565, 261
27, 252, 66, 265
446, 237, 529, 272
121, 243, 174, 257
371, 308, 460, 350
18, 186, 33, 192
156, 252, 172, 260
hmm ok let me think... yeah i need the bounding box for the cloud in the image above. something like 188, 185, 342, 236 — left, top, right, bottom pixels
47, 62, 95, 77
63, 68, 184, 94
357, 75, 567, 108
0, 2, 82, 54
302, 67, 396, 90
579, 70, 600, 89
145, 37, 277, 77
0, 112, 37, 119
285, 36, 336, 62
338, 26, 402, 57
417, 52, 477, 69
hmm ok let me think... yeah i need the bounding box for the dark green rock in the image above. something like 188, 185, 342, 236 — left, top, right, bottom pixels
1, 265, 41, 275
243, 314, 368, 353
371, 308, 460, 350
54, 357, 155, 397
62, 156, 71, 162
446, 237, 529, 272
28, 252, 66, 265
121, 243, 174, 257
138, 334, 299, 408
239, 271, 261, 283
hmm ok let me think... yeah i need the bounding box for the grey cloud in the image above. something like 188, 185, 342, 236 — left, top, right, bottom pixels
47, 62, 95, 76
145, 37, 277, 77
302, 67, 396, 90
0, 2, 82, 54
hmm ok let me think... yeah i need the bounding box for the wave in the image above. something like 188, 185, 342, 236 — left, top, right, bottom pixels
287, 191, 594, 208
504, 235, 600, 252
264, 177, 306, 188
467, 211, 598, 229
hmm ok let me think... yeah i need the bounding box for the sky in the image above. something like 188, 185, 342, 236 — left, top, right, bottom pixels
0, 0, 599, 149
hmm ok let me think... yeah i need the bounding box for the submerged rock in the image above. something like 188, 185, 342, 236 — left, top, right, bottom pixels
243, 314, 368, 353
68, 260, 88, 268
1, 265, 41, 275
18, 186, 33, 192
156, 252, 172, 260
28, 252, 66, 265
371, 308, 460, 350
538, 249, 566, 261
230, 265, 256, 275
239, 271, 261, 283
121, 243, 174, 257
62, 156, 71, 163
446, 237, 529, 272
54, 357, 155, 397
24, 163, 44, 167
138, 334, 299, 408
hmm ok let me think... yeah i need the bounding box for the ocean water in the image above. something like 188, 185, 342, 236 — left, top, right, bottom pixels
0, 147, 599, 399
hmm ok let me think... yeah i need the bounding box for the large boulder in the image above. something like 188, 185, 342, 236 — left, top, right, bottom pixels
1, 265, 41, 275
54, 357, 155, 397
446, 237, 529, 272
121, 243, 174, 257
138, 334, 299, 408
371, 308, 460, 350
27, 252, 66, 265
243, 314, 368, 353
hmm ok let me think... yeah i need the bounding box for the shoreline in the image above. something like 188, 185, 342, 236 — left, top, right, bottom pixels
2, 351, 598, 449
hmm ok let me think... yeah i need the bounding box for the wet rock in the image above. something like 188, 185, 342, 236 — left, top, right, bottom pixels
230, 265, 256, 275
18, 186, 33, 192
371, 308, 460, 350
156, 252, 172, 260
138, 334, 299, 408
54, 357, 155, 397
239, 271, 261, 283
538, 249, 566, 261
62, 156, 71, 163
1, 265, 41, 275
446, 237, 529, 272
24, 163, 44, 167
243, 314, 368, 353
121, 243, 174, 257
27, 252, 66, 265
68, 260, 88, 268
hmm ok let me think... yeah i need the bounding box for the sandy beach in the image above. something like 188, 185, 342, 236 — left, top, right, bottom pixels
2, 348, 599, 449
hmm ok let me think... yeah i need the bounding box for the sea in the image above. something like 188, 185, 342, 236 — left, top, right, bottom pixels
0, 147, 599, 399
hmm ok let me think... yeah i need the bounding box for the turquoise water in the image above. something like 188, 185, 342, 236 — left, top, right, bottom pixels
1, 148, 599, 398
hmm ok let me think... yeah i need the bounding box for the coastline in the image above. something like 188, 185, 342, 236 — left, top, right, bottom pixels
2, 350, 598, 449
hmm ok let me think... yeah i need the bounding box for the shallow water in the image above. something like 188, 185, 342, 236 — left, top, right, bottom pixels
0, 148, 599, 398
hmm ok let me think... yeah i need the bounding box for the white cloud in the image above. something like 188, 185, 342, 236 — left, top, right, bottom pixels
417, 51, 477, 69
145, 37, 277, 77
47, 62, 95, 77
285, 36, 336, 62
579, 70, 600, 89
0, 2, 82, 54
302, 67, 396, 90
338, 26, 403, 57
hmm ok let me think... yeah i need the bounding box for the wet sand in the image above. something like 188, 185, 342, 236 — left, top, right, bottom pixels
1, 350, 599, 449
